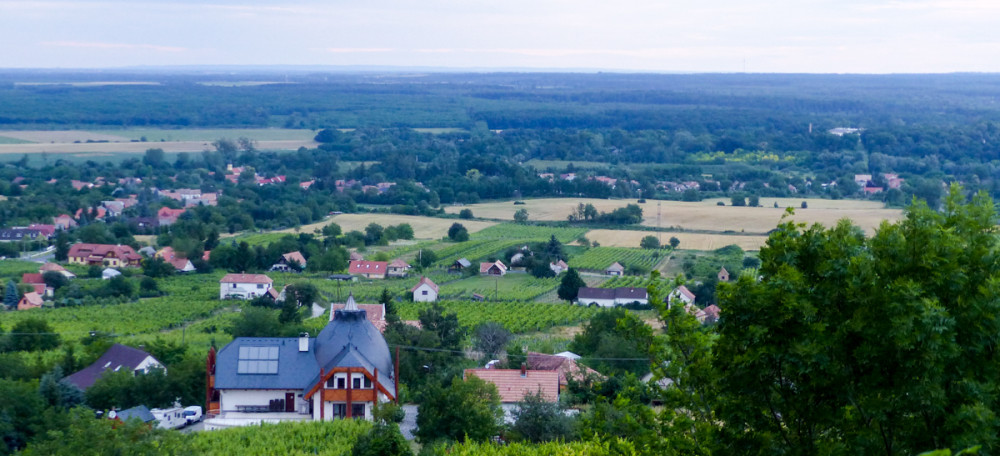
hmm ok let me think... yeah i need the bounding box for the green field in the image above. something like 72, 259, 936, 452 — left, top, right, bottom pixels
471, 223, 588, 243
395, 300, 600, 333
89, 128, 318, 141
439, 274, 560, 301
567, 246, 668, 271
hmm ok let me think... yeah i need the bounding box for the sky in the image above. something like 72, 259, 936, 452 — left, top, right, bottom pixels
1, 0, 998, 73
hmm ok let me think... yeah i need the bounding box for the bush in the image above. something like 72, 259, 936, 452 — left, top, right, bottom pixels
459, 209, 474, 219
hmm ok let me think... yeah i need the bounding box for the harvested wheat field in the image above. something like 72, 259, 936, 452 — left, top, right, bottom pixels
586, 229, 769, 251
447, 197, 903, 235
0, 140, 317, 155
287, 214, 497, 240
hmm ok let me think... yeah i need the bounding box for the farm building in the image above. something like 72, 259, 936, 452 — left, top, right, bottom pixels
576, 287, 648, 307
605, 262, 624, 276
204, 295, 397, 429
718, 267, 730, 282
480, 260, 508, 276
411, 276, 439, 302
449, 258, 472, 273
40, 262, 76, 279
219, 273, 274, 300
669, 285, 696, 307
549, 260, 568, 275
17, 291, 44, 310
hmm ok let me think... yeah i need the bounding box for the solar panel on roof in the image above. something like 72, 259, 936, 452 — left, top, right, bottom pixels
237, 346, 279, 374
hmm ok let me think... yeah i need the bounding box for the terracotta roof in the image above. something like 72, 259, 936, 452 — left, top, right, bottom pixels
464, 368, 560, 403
410, 276, 439, 293
388, 259, 410, 268
282, 251, 307, 265
219, 273, 273, 284
480, 260, 507, 274
349, 252, 364, 261
39, 263, 68, 273
526, 352, 604, 386
22, 273, 44, 284
348, 260, 388, 275
18, 292, 44, 310
329, 303, 386, 332
67, 243, 142, 262
674, 285, 696, 301
703, 305, 721, 321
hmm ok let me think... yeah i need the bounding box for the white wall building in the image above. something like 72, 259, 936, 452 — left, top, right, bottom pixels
219, 273, 274, 300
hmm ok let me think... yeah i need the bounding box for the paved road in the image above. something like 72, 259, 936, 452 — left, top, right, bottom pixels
399, 405, 419, 440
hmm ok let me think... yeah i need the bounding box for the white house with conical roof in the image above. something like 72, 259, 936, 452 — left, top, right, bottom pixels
204, 293, 397, 429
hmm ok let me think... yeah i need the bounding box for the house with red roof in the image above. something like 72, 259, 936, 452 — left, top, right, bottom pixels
155, 247, 196, 273
411, 276, 439, 302
219, 273, 273, 300
271, 251, 307, 272
53, 214, 78, 230
157, 207, 186, 227
17, 292, 44, 310
349, 260, 388, 279
68, 243, 142, 267
21, 272, 51, 297
465, 366, 560, 422
669, 285, 696, 307
526, 352, 604, 391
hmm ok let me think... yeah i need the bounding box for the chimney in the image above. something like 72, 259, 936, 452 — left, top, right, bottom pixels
520, 363, 527, 377
298, 332, 309, 352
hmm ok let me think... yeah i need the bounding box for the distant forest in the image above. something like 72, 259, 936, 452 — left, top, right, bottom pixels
2, 71, 1000, 202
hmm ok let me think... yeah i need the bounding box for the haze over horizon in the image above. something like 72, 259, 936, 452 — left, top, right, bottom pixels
1, 0, 998, 74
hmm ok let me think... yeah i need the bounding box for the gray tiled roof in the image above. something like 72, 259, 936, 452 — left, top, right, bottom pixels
64, 344, 159, 390
116, 405, 155, 423
214, 338, 319, 390
214, 308, 395, 398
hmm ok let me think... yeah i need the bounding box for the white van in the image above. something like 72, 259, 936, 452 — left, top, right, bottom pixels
183, 406, 203, 425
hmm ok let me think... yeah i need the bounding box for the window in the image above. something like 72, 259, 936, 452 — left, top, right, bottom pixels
257, 284, 264, 289
337, 377, 346, 389
352, 404, 365, 419
422, 290, 428, 295
332, 404, 346, 419
352, 377, 362, 389
232, 283, 237, 288
237, 346, 279, 374
364, 377, 372, 389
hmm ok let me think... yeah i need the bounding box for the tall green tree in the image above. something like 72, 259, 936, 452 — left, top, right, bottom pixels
416, 376, 502, 443
714, 187, 1000, 455
54, 231, 69, 262
557, 268, 586, 302
4, 279, 19, 309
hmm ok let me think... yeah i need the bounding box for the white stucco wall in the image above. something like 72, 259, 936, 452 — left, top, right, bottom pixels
219, 282, 271, 300
413, 284, 438, 302
219, 389, 307, 414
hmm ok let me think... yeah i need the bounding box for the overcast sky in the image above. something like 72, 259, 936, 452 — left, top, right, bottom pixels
1, 0, 998, 73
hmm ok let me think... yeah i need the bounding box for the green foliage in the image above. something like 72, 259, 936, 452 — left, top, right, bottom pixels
395, 300, 599, 334
447, 223, 469, 242
3, 279, 18, 309
351, 422, 412, 456
142, 257, 175, 278
187, 419, 372, 455
21, 407, 188, 456
508, 390, 576, 443
568, 247, 663, 271
472, 322, 511, 361
713, 186, 1000, 455
459, 208, 474, 219
557, 268, 586, 302
84, 368, 176, 411
639, 235, 659, 249
416, 375, 502, 443
430, 439, 634, 455
8, 318, 60, 352
227, 306, 283, 338
513, 208, 529, 223
570, 309, 653, 376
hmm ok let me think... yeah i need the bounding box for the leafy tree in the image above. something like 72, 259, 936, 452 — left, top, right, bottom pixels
509, 390, 576, 443
714, 186, 1000, 455
640, 235, 660, 249
447, 223, 469, 242
103, 276, 134, 298
417, 249, 437, 269
142, 257, 175, 278
322, 222, 342, 237
352, 421, 412, 456
0, 378, 45, 454
20, 407, 187, 456
730, 194, 746, 207
227, 306, 282, 338
748, 194, 760, 207
557, 268, 586, 302
41, 271, 68, 290
669, 236, 680, 249
284, 282, 318, 308
570, 309, 653, 376
9, 318, 60, 352
379, 288, 395, 317
472, 322, 511, 361
513, 208, 529, 223
309, 247, 349, 272
416, 375, 502, 443
38, 367, 83, 410
459, 209, 474, 219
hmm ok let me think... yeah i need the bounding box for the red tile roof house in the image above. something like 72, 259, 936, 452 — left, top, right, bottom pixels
155, 247, 196, 273
526, 352, 604, 391
157, 207, 186, 227
465, 366, 560, 423
349, 261, 388, 279
17, 291, 44, 310
411, 276, 439, 302
53, 214, 78, 230
21, 273, 52, 297
669, 285, 697, 307
271, 251, 307, 273
67, 243, 142, 268
480, 260, 508, 276
386, 259, 411, 278
219, 273, 274, 300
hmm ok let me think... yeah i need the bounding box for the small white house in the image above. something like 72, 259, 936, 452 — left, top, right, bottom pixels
102, 268, 122, 280
219, 273, 274, 300
411, 276, 439, 302
669, 285, 696, 307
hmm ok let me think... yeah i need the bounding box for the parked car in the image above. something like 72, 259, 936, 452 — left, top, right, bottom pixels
183, 406, 203, 424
